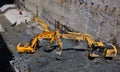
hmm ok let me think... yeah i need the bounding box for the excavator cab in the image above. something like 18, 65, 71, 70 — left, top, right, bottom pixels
88, 42, 117, 59
103, 42, 117, 57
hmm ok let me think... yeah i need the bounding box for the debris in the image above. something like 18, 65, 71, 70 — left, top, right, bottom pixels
4, 9, 32, 25
19, 9, 22, 15
11, 21, 17, 27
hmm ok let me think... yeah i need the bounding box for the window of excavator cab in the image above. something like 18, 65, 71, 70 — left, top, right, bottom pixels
103, 42, 114, 49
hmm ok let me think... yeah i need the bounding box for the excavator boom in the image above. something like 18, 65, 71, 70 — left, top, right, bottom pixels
17, 30, 61, 53
31, 15, 50, 32
61, 32, 117, 58
61, 32, 95, 47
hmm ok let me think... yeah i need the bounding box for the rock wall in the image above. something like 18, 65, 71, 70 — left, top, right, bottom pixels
19, 0, 120, 48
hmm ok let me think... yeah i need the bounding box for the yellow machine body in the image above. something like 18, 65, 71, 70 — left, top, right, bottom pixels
61, 32, 117, 58
17, 43, 36, 53
89, 42, 117, 58
17, 30, 62, 53
17, 16, 117, 58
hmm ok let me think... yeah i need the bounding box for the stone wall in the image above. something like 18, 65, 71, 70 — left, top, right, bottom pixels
19, 0, 120, 48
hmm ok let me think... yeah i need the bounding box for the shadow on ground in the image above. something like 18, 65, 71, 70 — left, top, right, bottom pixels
0, 34, 14, 72
0, 0, 14, 7
44, 45, 87, 53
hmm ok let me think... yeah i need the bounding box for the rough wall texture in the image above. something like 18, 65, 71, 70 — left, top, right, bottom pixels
19, 0, 120, 48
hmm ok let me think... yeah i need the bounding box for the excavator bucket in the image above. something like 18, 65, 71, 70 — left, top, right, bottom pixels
17, 43, 35, 53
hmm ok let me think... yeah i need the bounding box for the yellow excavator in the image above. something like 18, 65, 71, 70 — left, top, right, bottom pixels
61, 32, 117, 59
30, 15, 50, 32
17, 29, 117, 59
17, 15, 117, 59
17, 15, 52, 52
17, 30, 62, 53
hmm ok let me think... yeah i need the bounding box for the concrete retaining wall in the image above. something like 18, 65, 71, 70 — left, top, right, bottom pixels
19, 0, 120, 48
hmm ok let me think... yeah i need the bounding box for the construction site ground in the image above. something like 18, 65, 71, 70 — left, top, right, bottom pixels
0, 13, 120, 72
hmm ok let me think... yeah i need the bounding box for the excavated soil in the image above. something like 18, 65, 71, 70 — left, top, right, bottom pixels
0, 14, 120, 72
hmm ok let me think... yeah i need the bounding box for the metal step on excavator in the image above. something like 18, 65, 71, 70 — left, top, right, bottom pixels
16, 16, 117, 60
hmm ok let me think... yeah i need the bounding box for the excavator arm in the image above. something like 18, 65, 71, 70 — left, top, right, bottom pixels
61, 32, 95, 47
31, 15, 50, 32
61, 32, 117, 58
16, 15, 53, 53
17, 30, 62, 53
17, 33, 41, 53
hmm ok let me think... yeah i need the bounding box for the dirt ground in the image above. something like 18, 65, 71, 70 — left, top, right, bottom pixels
0, 14, 120, 72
